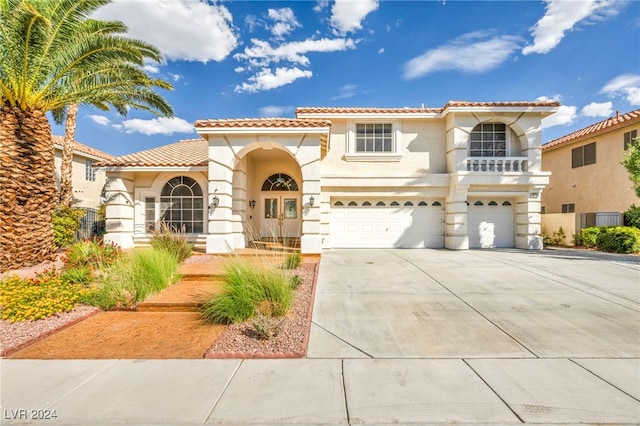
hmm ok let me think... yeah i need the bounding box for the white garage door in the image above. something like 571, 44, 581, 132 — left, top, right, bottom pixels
468, 200, 514, 248
330, 199, 444, 248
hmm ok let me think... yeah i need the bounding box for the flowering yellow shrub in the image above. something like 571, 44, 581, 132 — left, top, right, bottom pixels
0, 273, 86, 323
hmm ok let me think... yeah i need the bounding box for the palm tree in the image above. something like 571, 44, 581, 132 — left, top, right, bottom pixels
0, 0, 174, 271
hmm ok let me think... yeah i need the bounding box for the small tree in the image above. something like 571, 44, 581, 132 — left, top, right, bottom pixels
622, 136, 640, 198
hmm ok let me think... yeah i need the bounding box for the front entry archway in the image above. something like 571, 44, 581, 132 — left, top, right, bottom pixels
260, 173, 301, 239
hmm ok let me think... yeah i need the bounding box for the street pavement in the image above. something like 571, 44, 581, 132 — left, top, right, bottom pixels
2, 248, 639, 425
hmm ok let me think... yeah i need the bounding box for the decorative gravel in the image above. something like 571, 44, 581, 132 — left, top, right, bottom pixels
0, 305, 99, 356
205, 262, 318, 358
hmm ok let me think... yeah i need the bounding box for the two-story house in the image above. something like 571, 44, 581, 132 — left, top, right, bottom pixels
541, 110, 640, 218
53, 135, 114, 210
98, 100, 558, 253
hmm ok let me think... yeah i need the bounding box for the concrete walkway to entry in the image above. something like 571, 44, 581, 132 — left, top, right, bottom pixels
2, 248, 639, 425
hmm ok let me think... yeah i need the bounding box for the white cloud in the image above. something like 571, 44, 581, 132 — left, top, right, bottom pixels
94, 0, 238, 63
88, 115, 111, 126
330, 0, 379, 35
268, 8, 301, 39
600, 74, 640, 106
235, 37, 356, 69
378, 47, 384, 54
235, 67, 312, 93
537, 95, 577, 129
142, 64, 160, 74
331, 84, 358, 100
115, 117, 194, 135
314, 0, 329, 13
245, 15, 259, 32
259, 105, 295, 117
523, 0, 622, 55
403, 32, 521, 79
169, 73, 183, 82
582, 101, 613, 117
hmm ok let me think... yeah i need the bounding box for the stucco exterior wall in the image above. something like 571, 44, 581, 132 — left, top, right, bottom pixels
542, 124, 640, 214
53, 149, 108, 209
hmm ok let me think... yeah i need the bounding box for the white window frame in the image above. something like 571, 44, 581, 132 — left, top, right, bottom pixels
345, 119, 402, 161
85, 159, 96, 181
468, 123, 511, 157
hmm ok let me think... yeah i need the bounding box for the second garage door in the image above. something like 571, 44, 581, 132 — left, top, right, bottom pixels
467, 200, 515, 248
330, 199, 445, 248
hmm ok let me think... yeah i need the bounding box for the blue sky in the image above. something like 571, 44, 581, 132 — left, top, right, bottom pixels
51, 0, 640, 157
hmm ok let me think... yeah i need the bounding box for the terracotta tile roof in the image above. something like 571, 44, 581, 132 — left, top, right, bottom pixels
96, 138, 208, 167
444, 100, 560, 108
543, 109, 640, 151
296, 107, 441, 114
194, 118, 331, 128
296, 100, 560, 115
52, 135, 115, 161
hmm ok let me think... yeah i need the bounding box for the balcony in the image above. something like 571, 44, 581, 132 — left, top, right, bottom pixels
465, 157, 528, 172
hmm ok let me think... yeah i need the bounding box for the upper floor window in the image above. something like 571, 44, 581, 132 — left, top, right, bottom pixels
346, 120, 401, 161
624, 130, 638, 150
356, 123, 393, 152
85, 160, 96, 181
469, 123, 507, 157
571, 142, 596, 168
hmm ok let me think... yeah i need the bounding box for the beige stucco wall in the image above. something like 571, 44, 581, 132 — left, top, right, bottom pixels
53, 149, 108, 209
541, 213, 579, 246
542, 123, 640, 214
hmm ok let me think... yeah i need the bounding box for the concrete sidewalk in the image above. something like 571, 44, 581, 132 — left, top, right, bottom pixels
2, 248, 639, 425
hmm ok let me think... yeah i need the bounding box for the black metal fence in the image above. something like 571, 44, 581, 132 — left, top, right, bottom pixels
76, 208, 105, 241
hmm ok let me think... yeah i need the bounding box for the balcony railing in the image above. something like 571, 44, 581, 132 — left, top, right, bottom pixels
465, 157, 527, 172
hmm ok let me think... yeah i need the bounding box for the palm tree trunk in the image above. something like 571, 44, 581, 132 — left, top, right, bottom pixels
60, 103, 78, 207
0, 104, 57, 271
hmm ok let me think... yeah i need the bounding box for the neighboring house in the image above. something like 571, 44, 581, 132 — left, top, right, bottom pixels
97, 100, 558, 254
53, 135, 114, 209
541, 110, 640, 237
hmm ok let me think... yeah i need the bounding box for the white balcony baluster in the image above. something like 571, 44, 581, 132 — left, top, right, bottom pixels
465, 157, 527, 172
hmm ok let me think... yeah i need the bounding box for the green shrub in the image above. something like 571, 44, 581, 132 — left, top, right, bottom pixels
82, 247, 180, 310
60, 266, 93, 285
201, 259, 293, 325
53, 207, 85, 248
283, 252, 302, 270
580, 226, 606, 248
250, 311, 284, 340
0, 273, 86, 322
151, 223, 193, 263
596, 226, 640, 254
64, 240, 122, 270
543, 227, 566, 246
624, 204, 640, 229
289, 274, 303, 289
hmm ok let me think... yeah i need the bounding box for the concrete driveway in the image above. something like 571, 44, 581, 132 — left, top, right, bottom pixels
308, 248, 640, 359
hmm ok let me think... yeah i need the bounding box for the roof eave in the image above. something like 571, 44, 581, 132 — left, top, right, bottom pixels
97, 165, 208, 172
442, 105, 559, 117
196, 126, 330, 135
296, 112, 442, 119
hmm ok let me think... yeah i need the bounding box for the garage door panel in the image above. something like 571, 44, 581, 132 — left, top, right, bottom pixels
330, 201, 445, 248
468, 202, 514, 248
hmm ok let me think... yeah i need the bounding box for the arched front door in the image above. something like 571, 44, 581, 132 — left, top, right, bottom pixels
260, 173, 301, 239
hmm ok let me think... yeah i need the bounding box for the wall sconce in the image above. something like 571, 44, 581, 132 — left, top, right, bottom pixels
210, 195, 219, 209
249, 199, 256, 209
309, 195, 315, 207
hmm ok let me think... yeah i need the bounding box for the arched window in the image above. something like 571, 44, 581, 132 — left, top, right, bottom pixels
469, 123, 507, 157
160, 176, 203, 233
334, 201, 344, 206
502, 201, 512, 206
418, 201, 428, 206
488, 201, 498, 206
474, 201, 484, 206
362, 201, 371, 206
432, 201, 442, 206
404, 201, 414, 206
348, 201, 358, 206
376, 201, 386, 206
261, 173, 298, 191
390, 201, 400, 206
